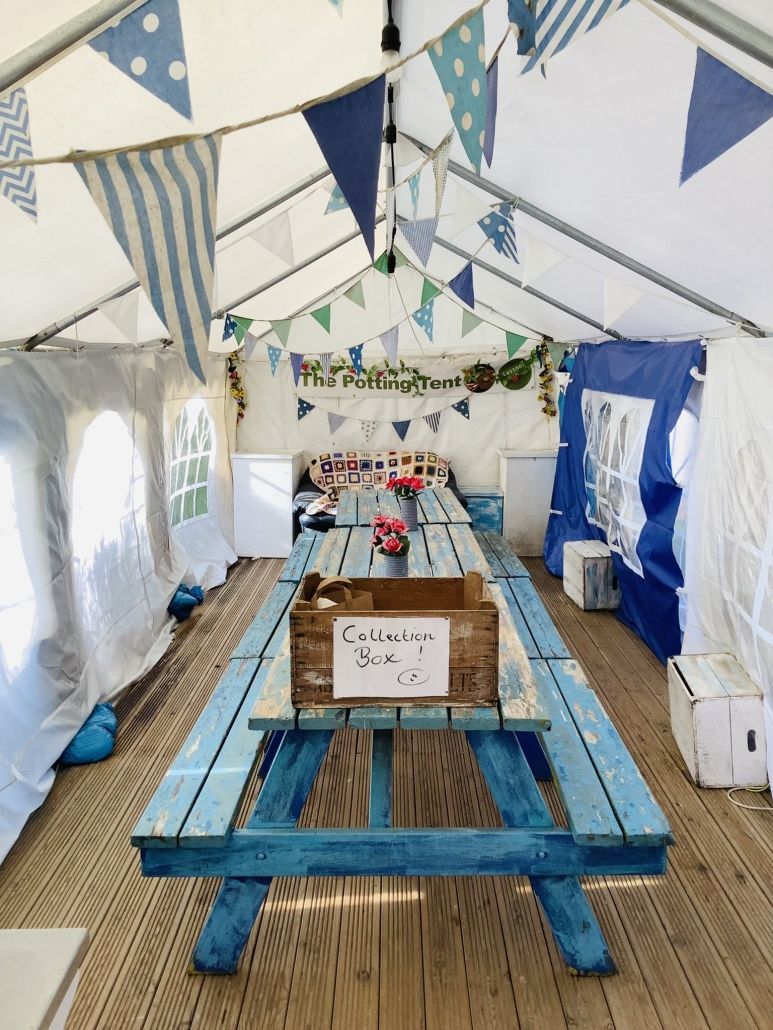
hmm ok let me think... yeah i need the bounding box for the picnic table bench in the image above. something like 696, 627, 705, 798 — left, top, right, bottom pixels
132, 488, 672, 979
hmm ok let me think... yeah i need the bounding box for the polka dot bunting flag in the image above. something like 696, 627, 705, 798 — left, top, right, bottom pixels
266, 343, 282, 377
411, 299, 435, 342
298, 398, 315, 421
89, 0, 193, 120
428, 10, 487, 173
452, 398, 470, 420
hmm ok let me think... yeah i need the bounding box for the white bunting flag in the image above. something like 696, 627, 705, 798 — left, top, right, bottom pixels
447, 184, 493, 239
250, 210, 295, 267
243, 331, 259, 358
521, 233, 565, 288
380, 326, 398, 365
99, 292, 140, 343
328, 411, 347, 434
603, 277, 644, 328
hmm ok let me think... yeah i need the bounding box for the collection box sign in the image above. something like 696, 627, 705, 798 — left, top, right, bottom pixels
332, 616, 450, 700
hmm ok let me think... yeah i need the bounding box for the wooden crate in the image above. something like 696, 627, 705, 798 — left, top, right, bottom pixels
563, 540, 621, 610
290, 571, 499, 707
668, 653, 767, 788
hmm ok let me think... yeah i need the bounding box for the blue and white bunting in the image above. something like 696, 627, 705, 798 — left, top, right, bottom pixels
507, 1, 537, 54
348, 343, 364, 376
408, 171, 421, 219
298, 398, 315, 420
0, 88, 38, 221
320, 352, 332, 377
448, 262, 474, 308
428, 11, 488, 172
393, 420, 411, 442
266, 343, 282, 376
324, 182, 349, 214
484, 56, 498, 168
223, 314, 237, 341
290, 352, 305, 385
328, 411, 347, 434
412, 299, 435, 341
89, 0, 193, 120
303, 76, 385, 258
327, 0, 344, 16
478, 203, 518, 261
452, 398, 470, 419
423, 411, 442, 434
244, 331, 259, 359
380, 326, 398, 365
432, 135, 450, 215
399, 216, 438, 266
76, 134, 221, 384
522, 0, 631, 74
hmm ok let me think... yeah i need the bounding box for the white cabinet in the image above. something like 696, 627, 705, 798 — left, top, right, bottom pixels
499, 448, 558, 556
232, 451, 305, 558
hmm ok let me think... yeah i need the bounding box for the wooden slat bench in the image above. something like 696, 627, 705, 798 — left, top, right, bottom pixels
133, 492, 671, 984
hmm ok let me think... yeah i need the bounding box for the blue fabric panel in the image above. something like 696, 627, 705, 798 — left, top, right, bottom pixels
544, 340, 702, 662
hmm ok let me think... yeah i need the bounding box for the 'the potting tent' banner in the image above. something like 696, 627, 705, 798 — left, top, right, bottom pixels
544, 339, 702, 662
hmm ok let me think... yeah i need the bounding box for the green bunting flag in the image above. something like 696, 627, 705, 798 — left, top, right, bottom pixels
231, 315, 253, 345
461, 309, 482, 337
421, 277, 441, 305
373, 251, 389, 275
344, 280, 366, 308
271, 319, 292, 347
506, 331, 527, 358
311, 305, 331, 333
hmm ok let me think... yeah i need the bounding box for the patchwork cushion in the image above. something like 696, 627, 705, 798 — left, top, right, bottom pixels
308, 451, 449, 499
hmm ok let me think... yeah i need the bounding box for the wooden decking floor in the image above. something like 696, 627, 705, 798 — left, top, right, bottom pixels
1, 557, 772, 1030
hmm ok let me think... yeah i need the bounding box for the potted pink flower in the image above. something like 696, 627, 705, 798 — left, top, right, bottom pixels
385, 475, 424, 531
370, 514, 411, 577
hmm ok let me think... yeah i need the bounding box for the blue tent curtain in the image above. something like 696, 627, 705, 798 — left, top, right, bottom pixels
544, 340, 702, 662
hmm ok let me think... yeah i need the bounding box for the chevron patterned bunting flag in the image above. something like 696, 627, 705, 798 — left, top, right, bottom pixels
412, 299, 435, 341
429, 11, 488, 172
408, 171, 421, 219
320, 352, 332, 377
348, 343, 364, 376
231, 315, 253, 344
452, 398, 470, 419
399, 216, 438, 266
328, 411, 347, 434
266, 342, 282, 375
298, 398, 315, 420
522, 0, 631, 74
344, 279, 366, 308
507, 1, 537, 54
424, 410, 442, 434
479, 203, 518, 261
484, 56, 498, 168
361, 419, 377, 443
421, 278, 441, 305
681, 49, 773, 184
223, 314, 237, 341
89, 0, 193, 119
244, 331, 259, 358
311, 305, 331, 332
448, 262, 474, 308
0, 88, 38, 221
506, 331, 527, 358
76, 134, 221, 384
271, 318, 292, 347
432, 135, 451, 215
290, 351, 305, 385
393, 420, 411, 442
303, 76, 385, 258
380, 327, 398, 365
325, 182, 349, 213
461, 309, 482, 337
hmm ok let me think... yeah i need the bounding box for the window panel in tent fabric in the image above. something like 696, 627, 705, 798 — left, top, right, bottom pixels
0, 349, 234, 865
170, 403, 214, 528
683, 337, 773, 785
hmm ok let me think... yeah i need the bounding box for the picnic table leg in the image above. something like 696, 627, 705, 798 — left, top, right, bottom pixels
467, 731, 616, 976
191, 729, 334, 974
515, 731, 552, 781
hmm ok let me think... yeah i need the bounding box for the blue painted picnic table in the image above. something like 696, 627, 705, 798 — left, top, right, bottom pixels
132, 494, 672, 979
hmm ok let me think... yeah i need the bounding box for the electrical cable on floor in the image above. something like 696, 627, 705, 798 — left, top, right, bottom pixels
726, 783, 773, 811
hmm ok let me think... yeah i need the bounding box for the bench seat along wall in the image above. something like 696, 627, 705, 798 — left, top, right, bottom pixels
0, 349, 235, 864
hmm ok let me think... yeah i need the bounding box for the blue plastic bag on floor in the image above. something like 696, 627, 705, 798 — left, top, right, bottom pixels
168, 583, 205, 621
60, 703, 117, 765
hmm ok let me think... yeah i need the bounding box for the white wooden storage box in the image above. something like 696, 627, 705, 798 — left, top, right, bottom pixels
668, 653, 767, 788
562, 540, 621, 611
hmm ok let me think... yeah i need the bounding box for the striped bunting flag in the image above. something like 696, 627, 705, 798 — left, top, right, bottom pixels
522, 0, 631, 74
76, 135, 221, 384
423, 411, 442, 434
478, 203, 518, 261
0, 88, 38, 221
320, 352, 332, 377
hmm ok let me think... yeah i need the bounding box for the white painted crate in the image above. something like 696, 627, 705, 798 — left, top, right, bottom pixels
562, 540, 621, 611
668, 653, 767, 788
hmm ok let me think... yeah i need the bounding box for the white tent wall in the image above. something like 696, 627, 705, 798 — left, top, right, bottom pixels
0, 348, 234, 862
683, 337, 773, 784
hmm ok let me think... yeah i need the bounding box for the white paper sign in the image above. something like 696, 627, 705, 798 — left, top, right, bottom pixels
332, 616, 450, 699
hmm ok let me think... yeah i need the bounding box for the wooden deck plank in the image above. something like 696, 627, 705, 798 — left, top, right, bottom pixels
279, 534, 315, 582
509, 577, 572, 659
445, 523, 495, 580
313, 527, 350, 577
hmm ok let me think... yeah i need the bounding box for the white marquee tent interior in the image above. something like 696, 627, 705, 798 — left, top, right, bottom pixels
1, 0, 773, 861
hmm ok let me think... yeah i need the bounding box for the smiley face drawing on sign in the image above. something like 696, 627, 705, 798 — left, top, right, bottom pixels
397, 668, 430, 687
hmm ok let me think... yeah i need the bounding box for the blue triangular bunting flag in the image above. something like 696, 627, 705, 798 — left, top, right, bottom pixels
448, 262, 474, 308
412, 299, 434, 341
429, 11, 487, 172
507, 1, 536, 55
324, 182, 349, 214
298, 398, 315, 420
328, 411, 347, 434
266, 343, 282, 376
399, 217, 438, 266
380, 326, 398, 365
452, 398, 470, 419
348, 343, 364, 376
76, 135, 220, 384
0, 88, 38, 221
423, 411, 441, 434
484, 56, 498, 168
522, 0, 631, 74
223, 314, 237, 341
393, 420, 411, 442
290, 352, 305, 386
303, 75, 385, 258
89, 0, 193, 120
479, 203, 518, 261
681, 49, 773, 184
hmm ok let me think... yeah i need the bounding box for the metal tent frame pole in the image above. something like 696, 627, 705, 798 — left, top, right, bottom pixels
648, 0, 773, 70
402, 134, 764, 336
